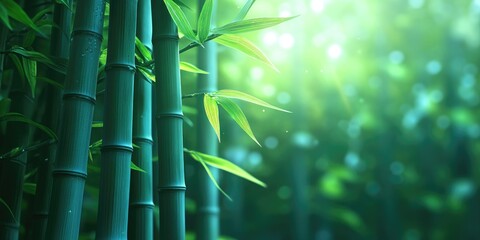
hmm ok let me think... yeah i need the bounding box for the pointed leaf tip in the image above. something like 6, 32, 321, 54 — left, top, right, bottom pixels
215, 89, 291, 113
204, 94, 221, 142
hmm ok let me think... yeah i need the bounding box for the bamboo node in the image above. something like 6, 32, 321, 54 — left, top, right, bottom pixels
62, 93, 96, 104
105, 63, 136, 72
71, 29, 103, 41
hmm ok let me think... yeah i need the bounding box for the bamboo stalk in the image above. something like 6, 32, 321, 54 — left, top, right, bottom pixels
151, 1, 186, 239
195, 1, 220, 239
95, 0, 137, 239
128, 0, 153, 239
29, 2, 72, 239
45, 1, 105, 239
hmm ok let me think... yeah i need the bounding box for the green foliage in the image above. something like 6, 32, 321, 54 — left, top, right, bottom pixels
197, 0, 213, 43
185, 148, 266, 200
0, 112, 57, 140
0, 198, 15, 223
214, 35, 277, 71
203, 89, 289, 145
164, 0, 197, 41
0, 0, 43, 34
212, 16, 296, 35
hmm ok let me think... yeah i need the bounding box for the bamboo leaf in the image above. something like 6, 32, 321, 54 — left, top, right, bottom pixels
7, 46, 66, 74
213, 16, 296, 35
213, 34, 277, 72
234, 0, 256, 21
22, 58, 37, 97
135, 37, 152, 61
37, 76, 64, 90
173, 0, 192, 11
9, 54, 25, 84
197, 0, 213, 43
0, 198, 16, 223
131, 161, 146, 173
99, 48, 108, 65
138, 66, 155, 82
182, 105, 198, 115
214, 89, 291, 113
164, 0, 197, 42
180, 61, 208, 74
0, 113, 57, 140
216, 97, 260, 146
2, 0, 43, 35
0, 4, 12, 30
23, 183, 36, 195
188, 150, 232, 200
204, 94, 220, 142
92, 122, 103, 128
187, 149, 266, 188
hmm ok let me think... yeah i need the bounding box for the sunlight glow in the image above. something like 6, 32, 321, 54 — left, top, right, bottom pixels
327, 44, 342, 59
408, 0, 424, 9
278, 33, 295, 49
310, 0, 326, 13
426, 60, 442, 75
262, 31, 278, 45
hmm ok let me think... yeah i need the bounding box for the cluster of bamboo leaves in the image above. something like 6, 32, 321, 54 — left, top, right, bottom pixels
0, 0, 293, 239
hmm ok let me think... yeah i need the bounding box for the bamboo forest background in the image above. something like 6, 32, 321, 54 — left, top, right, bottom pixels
0, 0, 479, 240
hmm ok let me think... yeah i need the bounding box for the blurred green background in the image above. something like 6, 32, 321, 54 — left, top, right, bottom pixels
182, 0, 480, 239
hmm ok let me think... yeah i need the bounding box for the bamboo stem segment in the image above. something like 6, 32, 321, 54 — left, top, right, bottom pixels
96, 0, 138, 239
46, 0, 105, 239
128, 0, 153, 239
151, 1, 186, 239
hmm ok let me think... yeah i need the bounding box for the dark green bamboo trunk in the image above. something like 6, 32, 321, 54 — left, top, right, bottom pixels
195, 1, 219, 239
0, 80, 34, 240
0, 2, 34, 238
29, 2, 72, 239
45, 1, 105, 239
96, 0, 137, 239
151, 1, 186, 239
128, 0, 153, 239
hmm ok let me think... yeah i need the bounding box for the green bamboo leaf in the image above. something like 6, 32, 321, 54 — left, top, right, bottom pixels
164, 0, 197, 42
0, 4, 12, 30
234, 0, 256, 21
187, 149, 266, 188
23, 182, 36, 195
213, 34, 278, 72
0, 113, 57, 140
188, 150, 231, 200
92, 122, 103, 128
216, 97, 260, 146
214, 89, 291, 113
204, 94, 220, 142
172, 0, 191, 11
182, 105, 198, 115
2, 0, 44, 35
180, 61, 208, 74
22, 58, 37, 97
213, 16, 296, 35
99, 48, 108, 65
37, 76, 64, 90
138, 66, 155, 82
7, 46, 66, 74
9, 54, 25, 84
135, 37, 152, 61
197, 0, 213, 43
0, 198, 16, 223
55, 0, 71, 9
131, 161, 146, 173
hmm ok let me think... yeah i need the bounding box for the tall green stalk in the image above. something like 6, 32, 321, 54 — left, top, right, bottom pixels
0, 66, 34, 240
95, 0, 137, 239
0, 2, 33, 238
151, 1, 185, 239
128, 0, 153, 239
29, 2, 72, 239
195, 1, 219, 239
45, 1, 105, 239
